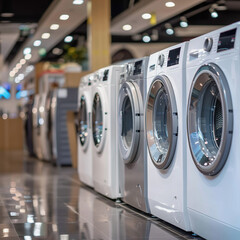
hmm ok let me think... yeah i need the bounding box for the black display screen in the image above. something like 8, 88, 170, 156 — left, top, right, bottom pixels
217, 28, 236, 52
103, 69, 109, 81
167, 47, 181, 67
133, 60, 142, 75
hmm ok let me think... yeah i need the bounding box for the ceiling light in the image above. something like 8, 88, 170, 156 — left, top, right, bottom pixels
180, 16, 188, 28
41, 33, 50, 39
20, 59, 26, 65
9, 71, 15, 78
23, 47, 31, 55
1, 13, 14, 17
209, 8, 218, 18
142, 34, 151, 43
50, 24, 59, 30
142, 13, 151, 20
24, 54, 32, 60
165, 23, 174, 35
59, 14, 69, 20
33, 40, 41, 47
73, 0, 84, 5
122, 24, 132, 31
165, 2, 175, 7
64, 36, 73, 43
52, 48, 63, 55
16, 63, 21, 70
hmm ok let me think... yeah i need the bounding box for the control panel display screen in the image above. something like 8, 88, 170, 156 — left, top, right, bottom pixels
133, 60, 143, 75
167, 47, 181, 67
103, 69, 109, 81
217, 28, 236, 52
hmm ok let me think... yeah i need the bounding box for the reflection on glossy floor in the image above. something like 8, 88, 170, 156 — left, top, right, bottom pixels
0, 151, 203, 240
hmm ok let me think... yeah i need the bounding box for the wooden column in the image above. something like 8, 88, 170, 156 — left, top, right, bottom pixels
87, 0, 111, 71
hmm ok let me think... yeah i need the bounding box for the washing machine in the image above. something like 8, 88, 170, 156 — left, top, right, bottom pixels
39, 92, 52, 161
186, 23, 240, 239
146, 42, 190, 231
78, 73, 95, 187
92, 65, 124, 199
118, 57, 149, 212
32, 94, 43, 159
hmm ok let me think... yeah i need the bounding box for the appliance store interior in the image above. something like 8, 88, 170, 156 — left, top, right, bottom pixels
0, 0, 239, 239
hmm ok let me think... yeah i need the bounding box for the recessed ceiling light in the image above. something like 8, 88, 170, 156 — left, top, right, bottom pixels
9, 71, 15, 78
1, 13, 14, 17
142, 13, 151, 20
24, 54, 32, 60
50, 24, 59, 30
20, 59, 26, 65
122, 24, 132, 31
41, 33, 50, 39
16, 63, 22, 69
165, 2, 175, 7
59, 14, 69, 20
52, 48, 63, 55
23, 47, 31, 55
64, 36, 73, 43
73, 0, 84, 5
33, 40, 41, 47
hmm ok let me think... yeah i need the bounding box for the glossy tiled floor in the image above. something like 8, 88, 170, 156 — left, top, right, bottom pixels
0, 150, 203, 240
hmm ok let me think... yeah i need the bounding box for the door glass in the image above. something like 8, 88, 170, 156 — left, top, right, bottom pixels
188, 73, 223, 167
78, 95, 88, 146
92, 93, 103, 147
152, 86, 169, 163
121, 96, 133, 148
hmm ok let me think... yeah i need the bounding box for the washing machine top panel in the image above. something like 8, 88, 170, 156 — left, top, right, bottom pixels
124, 57, 149, 81
149, 42, 188, 77
187, 22, 240, 67
95, 65, 124, 85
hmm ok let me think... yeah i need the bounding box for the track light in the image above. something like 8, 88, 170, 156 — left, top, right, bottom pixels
180, 16, 188, 28
142, 34, 151, 43
209, 7, 218, 18
165, 23, 174, 35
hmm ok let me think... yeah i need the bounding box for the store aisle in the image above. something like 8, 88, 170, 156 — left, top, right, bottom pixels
0, 151, 202, 240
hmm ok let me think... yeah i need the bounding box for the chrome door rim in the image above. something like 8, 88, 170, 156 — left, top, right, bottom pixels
187, 63, 233, 176
78, 93, 89, 152
118, 81, 140, 164
146, 75, 178, 169
92, 87, 107, 153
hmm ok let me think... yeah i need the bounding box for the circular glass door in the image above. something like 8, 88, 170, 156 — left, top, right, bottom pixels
92, 92, 103, 148
146, 76, 178, 169
187, 63, 233, 176
118, 82, 140, 164
78, 95, 88, 147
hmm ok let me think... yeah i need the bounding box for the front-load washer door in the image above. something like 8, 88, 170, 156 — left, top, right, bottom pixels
92, 88, 107, 153
118, 82, 141, 164
146, 75, 178, 169
187, 63, 233, 176
78, 94, 89, 151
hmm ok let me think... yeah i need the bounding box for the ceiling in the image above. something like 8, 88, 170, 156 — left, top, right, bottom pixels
0, 0, 240, 82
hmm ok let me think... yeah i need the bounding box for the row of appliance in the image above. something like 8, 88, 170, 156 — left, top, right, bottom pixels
24, 72, 78, 166
77, 22, 240, 240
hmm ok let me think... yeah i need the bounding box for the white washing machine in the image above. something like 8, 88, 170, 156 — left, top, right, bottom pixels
78, 73, 95, 187
118, 57, 150, 213
186, 23, 240, 239
32, 94, 42, 159
146, 42, 191, 231
92, 65, 124, 199
39, 92, 52, 161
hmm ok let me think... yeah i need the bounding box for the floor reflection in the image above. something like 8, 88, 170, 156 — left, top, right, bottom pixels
0, 151, 203, 240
